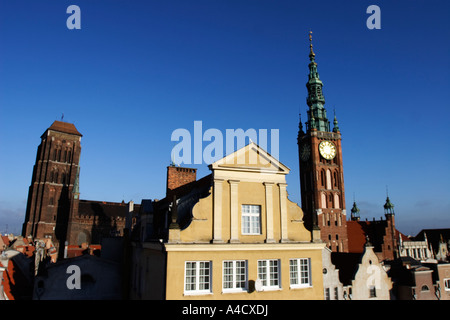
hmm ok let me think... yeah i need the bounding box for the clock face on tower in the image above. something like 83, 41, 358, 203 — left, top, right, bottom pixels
300, 144, 311, 161
319, 140, 336, 160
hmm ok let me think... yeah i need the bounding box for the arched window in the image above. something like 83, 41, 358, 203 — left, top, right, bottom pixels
421, 285, 429, 292
326, 170, 332, 190
334, 193, 340, 209
333, 171, 338, 188
321, 193, 327, 209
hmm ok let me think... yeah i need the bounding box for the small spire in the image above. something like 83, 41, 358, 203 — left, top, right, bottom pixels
384, 191, 395, 216
298, 113, 304, 134
309, 30, 315, 61
351, 197, 361, 221
333, 108, 340, 133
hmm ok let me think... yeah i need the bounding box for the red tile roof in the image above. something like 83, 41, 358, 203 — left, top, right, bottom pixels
47, 120, 82, 136
347, 221, 367, 253
347, 220, 411, 254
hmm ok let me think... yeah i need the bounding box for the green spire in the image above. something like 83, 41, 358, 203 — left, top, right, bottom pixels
306, 31, 330, 132
333, 109, 340, 133
351, 201, 360, 221
384, 196, 395, 215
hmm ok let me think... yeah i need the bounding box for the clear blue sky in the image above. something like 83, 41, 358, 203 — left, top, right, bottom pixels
1, 0, 449, 236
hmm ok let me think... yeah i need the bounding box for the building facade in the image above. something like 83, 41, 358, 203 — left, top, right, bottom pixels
130, 143, 325, 300
322, 247, 344, 300
333, 243, 393, 300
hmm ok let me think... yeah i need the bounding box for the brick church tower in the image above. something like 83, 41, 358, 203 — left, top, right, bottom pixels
297, 32, 348, 252
22, 120, 82, 250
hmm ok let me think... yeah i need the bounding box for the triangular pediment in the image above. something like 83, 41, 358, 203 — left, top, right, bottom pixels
210, 142, 290, 175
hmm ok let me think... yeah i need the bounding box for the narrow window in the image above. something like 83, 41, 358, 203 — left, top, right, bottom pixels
369, 286, 377, 298
444, 279, 450, 291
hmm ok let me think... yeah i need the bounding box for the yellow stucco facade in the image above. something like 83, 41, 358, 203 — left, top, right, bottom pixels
164, 143, 325, 300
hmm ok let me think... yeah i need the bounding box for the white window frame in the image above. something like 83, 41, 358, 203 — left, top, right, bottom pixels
184, 261, 212, 295
222, 260, 248, 293
444, 278, 450, 291
257, 259, 281, 290
241, 204, 261, 235
289, 258, 312, 288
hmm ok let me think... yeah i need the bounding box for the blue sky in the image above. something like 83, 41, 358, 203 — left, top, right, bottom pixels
0, 0, 449, 236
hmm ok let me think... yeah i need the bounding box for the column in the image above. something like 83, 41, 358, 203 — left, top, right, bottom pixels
229, 180, 240, 243
213, 179, 224, 243
278, 183, 289, 242
264, 182, 275, 243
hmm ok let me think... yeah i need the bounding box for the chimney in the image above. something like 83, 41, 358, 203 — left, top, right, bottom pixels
166, 165, 197, 198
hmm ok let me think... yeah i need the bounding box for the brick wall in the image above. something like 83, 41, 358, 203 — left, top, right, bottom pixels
166, 166, 197, 197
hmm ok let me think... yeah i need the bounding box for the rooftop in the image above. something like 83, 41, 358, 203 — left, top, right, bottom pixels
45, 120, 82, 137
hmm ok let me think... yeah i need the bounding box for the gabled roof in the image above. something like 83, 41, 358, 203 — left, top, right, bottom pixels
331, 252, 363, 286
210, 142, 290, 175
45, 120, 82, 137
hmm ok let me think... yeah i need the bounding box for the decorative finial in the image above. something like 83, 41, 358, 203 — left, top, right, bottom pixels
309, 30, 315, 60
333, 108, 340, 133
298, 112, 304, 132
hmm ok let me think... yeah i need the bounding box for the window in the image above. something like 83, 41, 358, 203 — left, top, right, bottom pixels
325, 288, 330, 300
258, 259, 280, 290
444, 279, 450, 291
184, 261, 211, 295
223, 260, 247, 292
334, 287, 339, 300
241, 205, 261, 235
421, 285, 429, 292
369, 286, 377, 298
289, 258, 311, 288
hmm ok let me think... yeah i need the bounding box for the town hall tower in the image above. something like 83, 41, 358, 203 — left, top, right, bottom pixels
297, 32, 348, 252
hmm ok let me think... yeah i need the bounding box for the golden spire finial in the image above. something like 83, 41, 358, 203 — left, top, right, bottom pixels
309, 30, 315, 58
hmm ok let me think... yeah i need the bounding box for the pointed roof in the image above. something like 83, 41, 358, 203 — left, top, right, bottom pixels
45, 120, 82, 137
384, 196, 395, 215
305, 31, 330, 132
210, 141, 290, 175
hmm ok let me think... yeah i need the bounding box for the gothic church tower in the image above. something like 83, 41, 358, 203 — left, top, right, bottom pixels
22, 121, 82, 249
